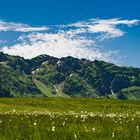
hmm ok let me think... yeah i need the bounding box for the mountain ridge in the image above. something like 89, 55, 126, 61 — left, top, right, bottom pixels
0, 52, 140, 100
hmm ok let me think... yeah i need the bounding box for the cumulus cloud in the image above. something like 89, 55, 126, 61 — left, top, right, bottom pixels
2, 32, 94, 59
1, 18, 139, 63
1, 31, 119, 63
0, 20, 48, 32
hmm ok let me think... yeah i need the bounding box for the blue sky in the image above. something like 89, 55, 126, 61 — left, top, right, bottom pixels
0, 0, 140, 67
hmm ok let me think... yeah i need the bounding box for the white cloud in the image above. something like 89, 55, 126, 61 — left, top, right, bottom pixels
92, 18, 139, 25
1, 18, 139, 64
2, 32, 94, 58
1, 32, 119, 63
0, 40, 7, 44
0, 20, 48, 32
69, 18, 139, 39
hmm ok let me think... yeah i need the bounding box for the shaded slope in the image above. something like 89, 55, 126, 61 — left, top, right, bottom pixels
0, 52, 45, 97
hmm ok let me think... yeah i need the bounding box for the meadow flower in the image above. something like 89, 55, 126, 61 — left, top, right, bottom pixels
92, 128, 96, 132
136, 126, 139, 131
52, 126, 55, 131
65, 117, 68, 120
74, 134, 77, 139
112, 132, 115, 138
34, 122, 37, 126
132, 118, 134, 121
63, 121, 65, 126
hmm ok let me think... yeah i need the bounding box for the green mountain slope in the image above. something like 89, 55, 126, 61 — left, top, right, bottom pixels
0, 52, 140, 100
0, 53, 44, 97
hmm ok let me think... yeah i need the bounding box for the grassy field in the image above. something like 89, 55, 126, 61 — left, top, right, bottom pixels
0, 98, 140, 140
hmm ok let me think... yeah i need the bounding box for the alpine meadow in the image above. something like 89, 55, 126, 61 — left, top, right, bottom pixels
0, 0, 140, 139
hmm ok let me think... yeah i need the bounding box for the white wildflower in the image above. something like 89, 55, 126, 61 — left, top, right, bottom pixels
74, 134, 77, 139
63, 121, 65, 126
92, 128, 96, 132
112, 132, 115, 138
52, 126, 55, 131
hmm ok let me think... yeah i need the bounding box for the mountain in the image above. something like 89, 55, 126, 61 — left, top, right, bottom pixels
0, 52, 140, 100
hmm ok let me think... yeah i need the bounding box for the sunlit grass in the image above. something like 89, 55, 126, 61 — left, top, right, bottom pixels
0, 98, 140, 140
